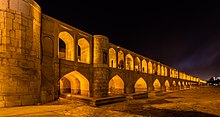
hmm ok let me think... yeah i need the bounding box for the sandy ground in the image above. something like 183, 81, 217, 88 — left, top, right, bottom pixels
0, 86, 220, 117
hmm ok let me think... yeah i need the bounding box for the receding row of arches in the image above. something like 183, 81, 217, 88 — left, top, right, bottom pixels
59, 72, 190, 97
58, 31, 90, 64
109, 48, 168, 76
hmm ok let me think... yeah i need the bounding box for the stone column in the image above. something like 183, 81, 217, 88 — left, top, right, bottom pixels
92, 35, 109, 98
0, 0, 41, 107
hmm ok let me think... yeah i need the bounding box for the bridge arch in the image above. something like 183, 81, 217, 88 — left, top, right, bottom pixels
78, 38, 90, 64
58, 31, 74, 61
126, 54, 134, 70
135, 57, 141, 72
109, 48, 117, 68
134, 77, 147, 93
109, 75, 124, 95
153, 79, 161, 91
142, 59, 147, 73
172, 81, 177, 87
118, 51, 124, 69
59, 71, 90, 96
165, 80, 170, 91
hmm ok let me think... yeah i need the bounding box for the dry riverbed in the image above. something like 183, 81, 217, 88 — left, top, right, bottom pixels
0, 86, 220, 117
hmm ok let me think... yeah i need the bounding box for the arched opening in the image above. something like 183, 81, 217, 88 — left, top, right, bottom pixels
135, 57, 141, 72
157, 64, 161, 75
142, 59, 147, 73
78, 38, 90, 64
164, 67, 167, 76
58, 31, 74, 61
178, 81, 181, 87
109, 75, 124, 95
172, 81, 177, 87
118, 51, 124, 69
153, 63, 157, 75
59, 71, 90, 97
148, 61, 153, 74
134, 78, 147, 93
109, 48, 116, 68
126, 54, 134, 70
165, 80, 170, 91
161, 66, 164, 76
153, 79, 161, 91
60, 77, 71, 94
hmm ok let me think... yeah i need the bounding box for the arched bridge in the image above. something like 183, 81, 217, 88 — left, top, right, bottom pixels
41, 14, 204, 103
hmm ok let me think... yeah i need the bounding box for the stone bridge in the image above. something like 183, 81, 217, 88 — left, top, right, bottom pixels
0, 0, 205, 107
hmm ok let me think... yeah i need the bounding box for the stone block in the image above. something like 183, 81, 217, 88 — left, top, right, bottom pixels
6, 100, 21, 107
9, 0, 19, 11
0, 0, 8, 10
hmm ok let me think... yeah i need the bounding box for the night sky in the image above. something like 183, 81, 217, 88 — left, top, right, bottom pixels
34, 1, 220, 80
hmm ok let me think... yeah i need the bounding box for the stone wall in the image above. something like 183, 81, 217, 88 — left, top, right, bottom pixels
0, 0, 41, 107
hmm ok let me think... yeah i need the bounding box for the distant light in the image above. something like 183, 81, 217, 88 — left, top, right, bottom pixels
67, 94, 71, 97
117, 46, 120, 49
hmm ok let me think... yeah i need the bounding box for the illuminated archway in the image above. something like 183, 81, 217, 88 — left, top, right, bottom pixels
148, 61, 153, 74
178, 81, 181, 87
161, 66, 164, 76
59, 71, 90, 96
153, 63, 157, 74
165, 80, 170, 91
153, 79, 161, 91
118, 51, 124, 69
109, 75, 124, 95
142, 59, 147, 73
60, 77, 71, 94
135, 57, 141, 72
109, 48, 116, 68
134, 78, 147, 93
58, 31, 74, 61
164, 67, 167, 76
157, 64, 161, 75
126, 54, 134, 70
172, 81, 177, 87
78, 38, 90, 64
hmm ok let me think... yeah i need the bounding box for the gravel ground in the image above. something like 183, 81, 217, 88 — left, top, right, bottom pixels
0, 86, 220, 117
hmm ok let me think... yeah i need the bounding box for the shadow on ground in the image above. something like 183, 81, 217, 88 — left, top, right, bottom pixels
114, 103, 219, 117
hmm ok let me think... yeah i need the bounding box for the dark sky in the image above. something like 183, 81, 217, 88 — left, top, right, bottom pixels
34, 1, 220, 80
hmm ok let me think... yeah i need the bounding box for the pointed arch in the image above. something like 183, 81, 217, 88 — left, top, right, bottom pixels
164, 67, 167, 76
172, 81, 177, 87
153, 79, 161, 91
109, 75, 124, 95
58, 31, 74, 61
165, 80, 170, 91
148, 61, 153, 74
153, 63, 157, 74
157, 64, 161, 75
178, 81, 181, 86
60, 71, 90, 96
118, 51, 124, 69
142, 59, 147, 73
78, 38, 90, 64
135, 57, 141, 72
60, 77, 71, 94
161, 66, 164, 76
109, 48, 116, 68
126, 54, 134, 70
134, 77, 147, 93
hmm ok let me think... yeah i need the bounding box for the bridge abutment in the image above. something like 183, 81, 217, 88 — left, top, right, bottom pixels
0, 0, 41, 107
